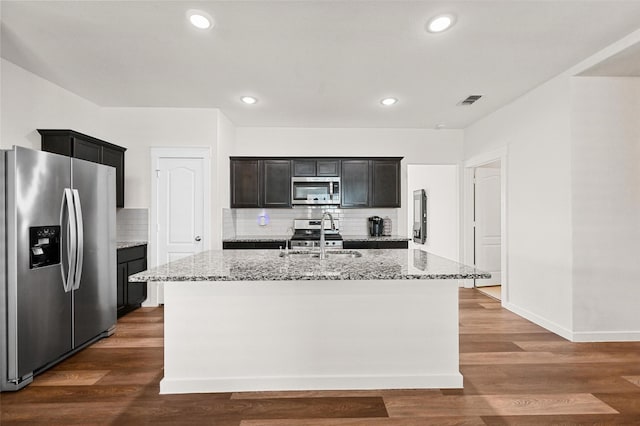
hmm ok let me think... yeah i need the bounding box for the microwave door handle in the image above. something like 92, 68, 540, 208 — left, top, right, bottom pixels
71, 189, 84, 290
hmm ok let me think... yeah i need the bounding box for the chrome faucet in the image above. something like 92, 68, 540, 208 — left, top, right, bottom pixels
319, 212, 335, 260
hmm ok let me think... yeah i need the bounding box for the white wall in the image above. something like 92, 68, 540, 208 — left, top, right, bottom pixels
570, 77, 640, 340
464, 75, 574, 338
100, 108, 219, 208
101, 107, 229, 250
234, 127, 464, 238
0, 59, 102, 150
214, 111, 235, 247
0, 59, 233, 250
407, 165, 459, 261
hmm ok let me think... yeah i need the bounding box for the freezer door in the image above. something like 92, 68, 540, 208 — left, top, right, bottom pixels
6, 147, 73, 380
71, 159, 116, 347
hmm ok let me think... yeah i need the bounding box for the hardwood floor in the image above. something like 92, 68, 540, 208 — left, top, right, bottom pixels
476, 285, 501, 301
2, 289, 640, 425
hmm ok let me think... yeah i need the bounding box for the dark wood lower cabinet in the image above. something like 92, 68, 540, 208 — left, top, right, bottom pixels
343, 240, 408, 249
117, 245, 147, 317
223, 241, 288, 249
224, 240, 407, 249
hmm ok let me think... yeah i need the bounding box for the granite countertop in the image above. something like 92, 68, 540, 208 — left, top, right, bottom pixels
129, 249, 490, 282
117, 241, 148, 250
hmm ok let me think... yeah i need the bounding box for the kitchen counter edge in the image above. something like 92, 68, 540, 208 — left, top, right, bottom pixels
117, 241, 148, 250
129, 249, 490, 282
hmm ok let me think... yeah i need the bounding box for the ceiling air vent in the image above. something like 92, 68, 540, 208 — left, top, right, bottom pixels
458, 95, 483, 106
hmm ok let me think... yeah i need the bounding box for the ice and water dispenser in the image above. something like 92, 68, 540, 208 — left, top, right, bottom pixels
29, 226, 61, 269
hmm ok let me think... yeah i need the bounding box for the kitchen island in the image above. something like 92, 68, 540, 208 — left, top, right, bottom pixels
130, 249, 489, 394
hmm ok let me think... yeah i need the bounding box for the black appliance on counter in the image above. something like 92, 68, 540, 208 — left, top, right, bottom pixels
413, 189, 427, 244
368, 216, 384, 237
290, 219, 343, 249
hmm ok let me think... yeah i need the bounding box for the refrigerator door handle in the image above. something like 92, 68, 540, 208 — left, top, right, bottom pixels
71, 189, 84, 290
59, 188, 77, 293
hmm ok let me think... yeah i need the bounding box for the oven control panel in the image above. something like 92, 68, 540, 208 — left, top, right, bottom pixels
290, 240, 343, 249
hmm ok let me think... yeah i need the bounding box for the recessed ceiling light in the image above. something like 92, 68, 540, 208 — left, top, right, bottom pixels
426, 14, 455, 33
241, 96, 258, 105
187, 10, 214, 30
380, 97, 398, 106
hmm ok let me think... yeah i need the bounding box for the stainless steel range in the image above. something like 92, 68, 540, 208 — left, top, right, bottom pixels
290, 218, 343, 249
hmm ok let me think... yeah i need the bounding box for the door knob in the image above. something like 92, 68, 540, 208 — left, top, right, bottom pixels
195, 236, 202, 242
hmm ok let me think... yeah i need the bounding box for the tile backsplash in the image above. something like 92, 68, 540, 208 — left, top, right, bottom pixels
116, 208, 149, 241
223, 207, 399, 239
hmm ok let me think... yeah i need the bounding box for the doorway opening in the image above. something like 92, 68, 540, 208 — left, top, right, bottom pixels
464, 150, 507, 303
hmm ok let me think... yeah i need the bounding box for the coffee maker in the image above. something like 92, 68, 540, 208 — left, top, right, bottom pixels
368, 216, 384, 236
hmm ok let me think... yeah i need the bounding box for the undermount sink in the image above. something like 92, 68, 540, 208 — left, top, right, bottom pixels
279, 250, 362, 258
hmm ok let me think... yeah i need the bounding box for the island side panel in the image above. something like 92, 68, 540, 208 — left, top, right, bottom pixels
160, 279, 462, 394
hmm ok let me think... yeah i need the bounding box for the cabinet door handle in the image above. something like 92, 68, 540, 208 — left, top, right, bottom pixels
195, 236, 202, 242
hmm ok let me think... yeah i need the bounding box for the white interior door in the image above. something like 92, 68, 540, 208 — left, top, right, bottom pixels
147, 147, 210, 306
158, 158, 205, 264
474, 165, 501, 287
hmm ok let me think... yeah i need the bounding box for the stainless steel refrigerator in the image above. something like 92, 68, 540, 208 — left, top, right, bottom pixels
1, 146, 116, 391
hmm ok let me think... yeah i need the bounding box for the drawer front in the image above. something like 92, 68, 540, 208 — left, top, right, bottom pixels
127, 258, 147, 275
117, 245, 146, 263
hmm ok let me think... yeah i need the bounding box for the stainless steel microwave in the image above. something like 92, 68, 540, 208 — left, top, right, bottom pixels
291, 177, 341, 205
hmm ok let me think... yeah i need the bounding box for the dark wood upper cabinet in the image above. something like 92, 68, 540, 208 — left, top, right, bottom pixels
73, 138, 102, 163
316, 160, 340, 176
292, 159, 340, 177
262, 160, 291, 207
38, 129, 126, 208
371, 159, 401, 207
292, 160, 316, 176
341, 160, 370, 207
231, 157, 400, 208
231, 159, 261, 208
230, 158, 292, 208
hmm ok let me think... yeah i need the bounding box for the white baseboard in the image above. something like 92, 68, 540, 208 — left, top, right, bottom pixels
571, 331, 640, 342
504, 302, 640, 342
503, 301, 573, 341
159, 373, 464, 395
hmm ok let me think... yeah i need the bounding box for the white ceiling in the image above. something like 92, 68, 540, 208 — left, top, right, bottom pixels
2, 1, 640, 129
